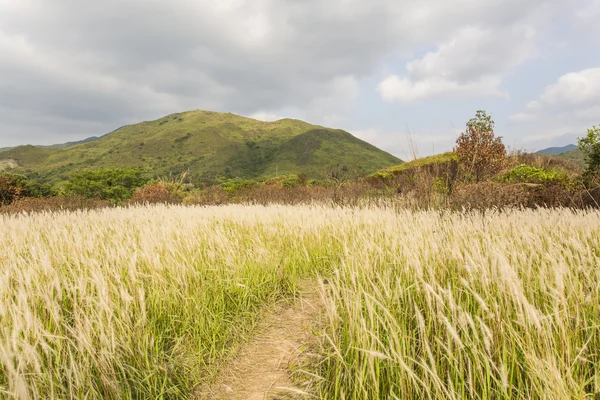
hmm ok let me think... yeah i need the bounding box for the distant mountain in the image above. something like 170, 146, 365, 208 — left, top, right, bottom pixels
536, 144, 578, 155
0, 136, 101, 153
557, 148, 585, 166
0, 110, 402, 181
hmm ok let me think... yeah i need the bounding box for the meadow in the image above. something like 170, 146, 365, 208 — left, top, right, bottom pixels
0, 204, 598, 399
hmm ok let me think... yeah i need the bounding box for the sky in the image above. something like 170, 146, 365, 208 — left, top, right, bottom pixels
1, 0, 599, 159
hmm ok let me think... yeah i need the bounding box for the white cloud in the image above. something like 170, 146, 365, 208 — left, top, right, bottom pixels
378, 25, 537, 103
248, 111, 287, 122
512, 67, 600, 119
351, 128, 458, 159
379, 75, 505, 103
307, 75, 360, 126
0, 0, 584, 147
508, 67, 600, 147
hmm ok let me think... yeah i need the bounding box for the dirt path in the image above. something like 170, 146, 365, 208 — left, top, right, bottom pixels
194, 281, 323, 400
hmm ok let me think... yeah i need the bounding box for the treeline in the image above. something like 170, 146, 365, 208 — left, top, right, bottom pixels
1, 111, 599, 213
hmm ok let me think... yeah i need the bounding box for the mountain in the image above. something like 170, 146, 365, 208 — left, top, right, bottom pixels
536, 144, 578, 155
0, 136, 101, 153
43, 135, 102, 149
0, 110, 402, 181
535, 144, 585, 166
557, 148, 585, 165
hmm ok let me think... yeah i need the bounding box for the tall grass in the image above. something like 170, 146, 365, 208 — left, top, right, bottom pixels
0, 206, 334, 398
318, 208, 600, 399
0, 205, 598, 399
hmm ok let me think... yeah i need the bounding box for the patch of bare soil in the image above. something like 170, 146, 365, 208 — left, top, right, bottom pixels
194, 282, 323, 400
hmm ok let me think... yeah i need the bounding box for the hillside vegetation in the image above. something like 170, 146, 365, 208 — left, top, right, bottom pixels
558, 148, 585, 165
0, 204, 598, 398
0, 110, 400, 182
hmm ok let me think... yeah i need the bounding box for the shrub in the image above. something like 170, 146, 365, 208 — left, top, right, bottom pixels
454, 110, 506, 182
578, 125, 600, 178
155, 171, 194, 198
64, 168, 147, 204
129, 183, 181, 205
219, 178, 259, 194
183, 186, 229, 205
499, 164, 570, 185
0, 173, 26, 205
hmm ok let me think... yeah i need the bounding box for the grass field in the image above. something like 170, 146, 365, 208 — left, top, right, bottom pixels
0, 205, 598, 399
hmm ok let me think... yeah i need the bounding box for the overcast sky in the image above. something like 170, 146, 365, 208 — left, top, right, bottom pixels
1, 0, 599, 158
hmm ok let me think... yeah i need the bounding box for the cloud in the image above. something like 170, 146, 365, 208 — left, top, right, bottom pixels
351, 128, 458, 159
511, 67, 600, 120
249, 112, 288, 122
378, 25, 537, 103
0, 0, 577, 146
508, 67, 600, 147
575, 0, 600, 34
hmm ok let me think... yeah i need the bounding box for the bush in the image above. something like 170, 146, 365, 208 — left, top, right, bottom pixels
129, 183, 181, 205
499, 164, 570, 185
0, 173, 26, 205
64, 168, 147, 204
183, 186, 229, 206
454, 110, 506, 182
578, 125, 600, 178
219, 178, 259, 194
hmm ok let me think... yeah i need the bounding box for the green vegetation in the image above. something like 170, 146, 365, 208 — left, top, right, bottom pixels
578, 125, 600, 177
0, 110, 401, 183
373, 152, 458, 178
558, 148, 585, 166
2, 111, 599, 212
499, 164, 570, 185
63, 168, 147, 204
0, 173, 55, 205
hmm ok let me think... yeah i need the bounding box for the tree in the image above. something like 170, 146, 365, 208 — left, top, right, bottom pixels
454, 110, 506, 182
324, 163, 361, 204
578, 125, 600, 178
0, 174, 26, 205
64, 168, 147, 204
0, 173, 57, 205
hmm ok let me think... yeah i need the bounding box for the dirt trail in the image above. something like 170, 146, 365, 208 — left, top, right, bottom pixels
194, 282, 323, 400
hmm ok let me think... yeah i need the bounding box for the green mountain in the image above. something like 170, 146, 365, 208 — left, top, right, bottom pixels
0, 136, 102, 154
536, 144, 578, 155
43, 135, 102, 149
535, 144, 584, 166
0, 110, 402, 181
557, 148, 584, 166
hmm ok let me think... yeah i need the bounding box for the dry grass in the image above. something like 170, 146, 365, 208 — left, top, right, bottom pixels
317, 207, 600, 399
0, 205, 598, 399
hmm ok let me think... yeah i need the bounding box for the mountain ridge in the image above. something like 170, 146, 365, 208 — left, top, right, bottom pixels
536, 144, 578, 155
0, 135, 102, 153
0, 110, 402, 181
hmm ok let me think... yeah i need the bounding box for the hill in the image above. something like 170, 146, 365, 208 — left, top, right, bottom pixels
535, 144, 584, 166
43, 135, 102, 149
0, 110, 401, 182
536, 144, 578, 155
0, 136, 101, 154
557, 148, 585, 165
